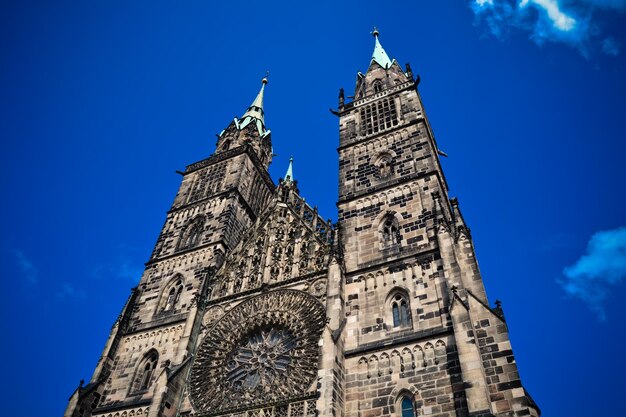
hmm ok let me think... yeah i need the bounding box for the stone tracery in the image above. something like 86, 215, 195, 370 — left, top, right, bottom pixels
190, 290, 326, 412
207, 195, 334, 301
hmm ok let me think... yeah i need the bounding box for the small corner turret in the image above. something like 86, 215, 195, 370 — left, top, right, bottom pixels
278, 156, 300, 199
215, 76, 273, 168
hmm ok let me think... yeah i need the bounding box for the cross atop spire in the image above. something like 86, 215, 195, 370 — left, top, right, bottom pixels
371, 27, 392, 69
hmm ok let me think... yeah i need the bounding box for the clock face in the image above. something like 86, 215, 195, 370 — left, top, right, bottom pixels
189, 290, 326, 412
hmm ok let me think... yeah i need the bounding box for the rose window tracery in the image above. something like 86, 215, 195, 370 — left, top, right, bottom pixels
189, 290, 326, 412
225, 325, 295, 392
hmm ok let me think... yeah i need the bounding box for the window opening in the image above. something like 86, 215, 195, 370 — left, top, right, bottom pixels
401, 396, 414, 417
360, 98, 398, 135
162, 279, 183, 313
382, 216, 400, 247
134, 352, 158, 393
392, 294, 411, 328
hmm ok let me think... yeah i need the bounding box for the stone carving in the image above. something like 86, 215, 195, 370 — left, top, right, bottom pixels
309, 278, 327, 298
191, 398, 317, 417
189, 290, 327, 412
208, 197, 333, 301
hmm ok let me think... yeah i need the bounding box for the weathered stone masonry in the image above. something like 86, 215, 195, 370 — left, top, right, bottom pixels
65, 33, 539, 417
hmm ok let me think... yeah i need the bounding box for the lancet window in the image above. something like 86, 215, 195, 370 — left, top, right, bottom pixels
391, 293, 411, 328
380, 214, 401, 248
131, 351, 159, 394
177, 217, 204, 251
372, 79, 384, 93
399, 396, 415, 417
158, 277, 184, 314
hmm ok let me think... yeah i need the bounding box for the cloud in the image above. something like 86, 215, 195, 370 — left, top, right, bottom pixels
469, 0, 625, 56
91, 243, 144, 282
15, 250, 38, 284
602, 36, 620, 54
559, 226, 626, 320
521, 0, 576, 31
56, 282, 86, 299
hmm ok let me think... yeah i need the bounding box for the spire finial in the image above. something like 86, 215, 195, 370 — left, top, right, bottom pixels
262, 70, 269, 85
370, 28, 392, 69
237, 77, 270, 137
284, 156, 294, 182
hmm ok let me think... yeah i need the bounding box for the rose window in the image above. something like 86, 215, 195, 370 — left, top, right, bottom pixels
189, 290, 326, 412
226, 326, 295, 391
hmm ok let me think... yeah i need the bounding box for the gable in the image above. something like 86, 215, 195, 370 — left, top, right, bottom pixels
209, 192, 334, 299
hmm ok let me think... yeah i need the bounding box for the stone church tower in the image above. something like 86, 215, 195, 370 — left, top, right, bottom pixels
65, 32, 539, 417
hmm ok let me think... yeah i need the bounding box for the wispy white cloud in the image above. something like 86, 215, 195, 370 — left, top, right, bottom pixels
520, 0, 576, 31
15, 250, 38, 284
470, 0, 625, 56
559, 226, 626, 320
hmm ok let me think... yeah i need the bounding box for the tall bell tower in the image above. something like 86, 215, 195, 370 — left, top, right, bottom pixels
336, 30, 540, 417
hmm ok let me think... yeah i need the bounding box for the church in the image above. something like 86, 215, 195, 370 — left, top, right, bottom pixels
65, 31, 539, 417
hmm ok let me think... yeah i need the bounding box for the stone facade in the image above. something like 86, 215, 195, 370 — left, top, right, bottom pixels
65, 34, 539, 417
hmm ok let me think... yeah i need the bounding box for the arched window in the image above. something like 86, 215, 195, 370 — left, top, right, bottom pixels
158, 277, 184, 314
177, 217, 204, 251
380, 214, 401, 248
400, 396, 415, 417
372, 79, 384, 93
132, 351, 158, 394
165, 280, 183, 312
391, 293, 411, 328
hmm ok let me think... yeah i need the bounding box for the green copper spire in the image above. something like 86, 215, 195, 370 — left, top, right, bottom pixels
237, 76, 270, 137
371, 27, 392, 69
284, 156, 294, 182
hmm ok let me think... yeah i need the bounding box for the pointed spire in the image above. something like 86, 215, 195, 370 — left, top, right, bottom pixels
371, 27, 392, 69
284, 156, 294, 182
237, 75, 270, 137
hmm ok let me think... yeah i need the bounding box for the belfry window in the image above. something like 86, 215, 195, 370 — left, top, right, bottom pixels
359, 97, 398, 136
400, 396, 415, 417
391, 294, 411, 328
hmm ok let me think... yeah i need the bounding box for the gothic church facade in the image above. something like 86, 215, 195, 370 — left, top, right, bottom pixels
65, 32, 539, 417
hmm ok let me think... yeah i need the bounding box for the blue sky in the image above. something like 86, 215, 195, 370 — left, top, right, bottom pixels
1, 1, 625, 416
